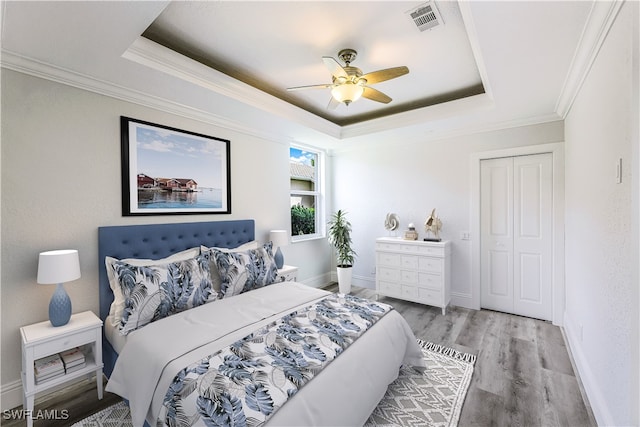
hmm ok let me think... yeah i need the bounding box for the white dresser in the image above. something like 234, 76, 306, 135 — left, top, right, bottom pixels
375, 237, 451, 314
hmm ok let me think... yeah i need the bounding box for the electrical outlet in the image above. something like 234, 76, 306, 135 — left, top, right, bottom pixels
460, 231, 471, 240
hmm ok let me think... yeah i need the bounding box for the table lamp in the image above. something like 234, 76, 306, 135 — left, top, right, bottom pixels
269, 230, 289, 269
37, 249, 81, 327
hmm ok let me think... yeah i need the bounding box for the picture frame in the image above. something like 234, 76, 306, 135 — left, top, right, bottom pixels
120, 116, 231, 216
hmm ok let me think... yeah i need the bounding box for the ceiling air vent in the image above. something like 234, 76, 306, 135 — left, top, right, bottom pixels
408, 1, 443, 32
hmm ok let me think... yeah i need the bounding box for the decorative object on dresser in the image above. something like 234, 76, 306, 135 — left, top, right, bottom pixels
269, 229, 289, 269
21, 311, 103, 427
384, 212, 400, 233
375, 237, 451, 314
327, 209, 357, 294
424, 208, 443, 241
403, 223, 419, 240
37, 249, 81, 327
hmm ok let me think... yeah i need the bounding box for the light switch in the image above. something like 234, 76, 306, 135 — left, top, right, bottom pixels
616, 158, 622, 184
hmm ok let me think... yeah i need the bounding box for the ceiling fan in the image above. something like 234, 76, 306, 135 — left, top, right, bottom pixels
287, 49, 409, 109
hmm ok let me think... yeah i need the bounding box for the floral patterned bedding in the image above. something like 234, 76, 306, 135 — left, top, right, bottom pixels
157, 293, 393, 426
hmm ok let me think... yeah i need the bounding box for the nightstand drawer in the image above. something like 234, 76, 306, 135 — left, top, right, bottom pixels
31, 329, 96, 359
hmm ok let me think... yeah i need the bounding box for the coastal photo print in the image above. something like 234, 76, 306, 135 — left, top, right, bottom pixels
120, 116, 231, 215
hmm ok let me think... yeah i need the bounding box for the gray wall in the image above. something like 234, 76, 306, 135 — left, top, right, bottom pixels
563, 1, 639, 425
0, 70, 331, 408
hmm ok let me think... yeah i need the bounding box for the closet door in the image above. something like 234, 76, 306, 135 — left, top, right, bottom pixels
480, 153, 553, 321
480, 157, 514, 314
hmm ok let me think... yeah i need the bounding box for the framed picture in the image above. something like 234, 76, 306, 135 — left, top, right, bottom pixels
120, 116, 231, 216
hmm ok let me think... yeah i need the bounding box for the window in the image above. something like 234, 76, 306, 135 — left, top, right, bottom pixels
290, 145, 324, 240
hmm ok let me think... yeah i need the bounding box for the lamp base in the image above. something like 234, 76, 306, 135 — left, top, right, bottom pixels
49, 283, 72, 327
274, 247, 284, 269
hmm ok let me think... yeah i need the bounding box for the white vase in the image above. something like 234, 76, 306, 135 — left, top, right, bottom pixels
336, 266, 352, 294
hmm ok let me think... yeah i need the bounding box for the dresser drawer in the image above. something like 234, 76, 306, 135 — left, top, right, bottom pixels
401, 270, 417, 284
419, 257, 443, 273
418, 288, 442, 306
401, 285, 418, 299
401, 255, 418, 269
378, 267, 400, 282
379, 280, 401, 295
418, 272, 443, 289
415, 245, 445, 257
377, 252, 401, 267
31, 329, 96, 359
377, 242, 400, 252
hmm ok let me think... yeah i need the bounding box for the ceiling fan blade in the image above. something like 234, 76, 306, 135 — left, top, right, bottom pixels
322, 56, 348, 79
362, 86, 392, 104
286, 83, 332, 91
361, 66, 409, 84
327, 96, 340, 110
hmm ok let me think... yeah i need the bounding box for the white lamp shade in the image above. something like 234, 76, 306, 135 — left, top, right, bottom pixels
37, 249, 81, 284
269, 230, 289, 247
331, 83, 364, 103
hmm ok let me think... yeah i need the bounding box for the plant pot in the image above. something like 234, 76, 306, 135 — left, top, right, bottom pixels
336, 265, 352, 294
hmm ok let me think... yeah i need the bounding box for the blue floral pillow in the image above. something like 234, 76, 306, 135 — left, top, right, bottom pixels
206, 242, 278, 298
113, 253, 215, 335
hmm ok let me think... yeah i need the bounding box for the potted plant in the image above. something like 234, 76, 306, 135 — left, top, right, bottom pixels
327, 209, 357, 294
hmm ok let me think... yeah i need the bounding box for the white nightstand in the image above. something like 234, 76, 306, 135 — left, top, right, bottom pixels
20, 311, 103, 427
277, 265, 298, 282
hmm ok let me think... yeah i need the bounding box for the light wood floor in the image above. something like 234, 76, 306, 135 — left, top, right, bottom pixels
7, 284, 596, 426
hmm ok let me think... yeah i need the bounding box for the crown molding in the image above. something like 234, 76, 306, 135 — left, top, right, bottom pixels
0, 49, 296, 145
340, 93, 495, 139
556, 0, 625, 118
122, 37, 342, 139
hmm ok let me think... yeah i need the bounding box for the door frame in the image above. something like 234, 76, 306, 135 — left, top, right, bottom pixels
470, 143, 565, 325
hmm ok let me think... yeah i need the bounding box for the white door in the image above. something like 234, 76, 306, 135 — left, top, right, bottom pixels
480, 153, 553, 321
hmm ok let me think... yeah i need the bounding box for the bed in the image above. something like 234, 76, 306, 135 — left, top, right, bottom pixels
98, 220, 425, 426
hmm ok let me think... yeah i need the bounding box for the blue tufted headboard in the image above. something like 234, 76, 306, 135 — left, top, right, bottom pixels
98, 220, 255, 377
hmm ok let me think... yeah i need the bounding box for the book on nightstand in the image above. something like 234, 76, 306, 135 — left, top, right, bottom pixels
34, 354, 64, 383
60, 347, 86, 373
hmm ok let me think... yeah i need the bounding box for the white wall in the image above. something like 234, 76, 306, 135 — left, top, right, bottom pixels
330, 120, 564, 307
563, 1, 639, 425
0, 70, 332, 409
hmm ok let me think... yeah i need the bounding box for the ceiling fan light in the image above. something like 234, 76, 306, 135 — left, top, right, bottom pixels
331, 82, 364, 104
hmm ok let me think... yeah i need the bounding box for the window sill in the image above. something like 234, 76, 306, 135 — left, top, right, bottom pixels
292, 234, 326, 243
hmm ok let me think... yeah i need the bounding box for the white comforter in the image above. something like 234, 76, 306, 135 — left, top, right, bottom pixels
106, 282, 425, 426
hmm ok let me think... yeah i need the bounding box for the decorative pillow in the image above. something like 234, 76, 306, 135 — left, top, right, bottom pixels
112, 253, 214, 335
105, 247, 200, 328
206, 242, 278, 298
200, 241, 259, 293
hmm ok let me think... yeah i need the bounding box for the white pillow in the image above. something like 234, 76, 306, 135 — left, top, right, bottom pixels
105, 247, 200, 327
200, 241, 259, 294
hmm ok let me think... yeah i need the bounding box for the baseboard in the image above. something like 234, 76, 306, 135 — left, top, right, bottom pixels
563, 312, 613, 426
451, 291, 473, 309
327, 272, 375, 290
298, 272, 332, 289
1, 379, 23, 412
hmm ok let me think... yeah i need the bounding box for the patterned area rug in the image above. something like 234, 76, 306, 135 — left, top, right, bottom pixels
73, 340, 475, 427
365, 340, 476, 427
